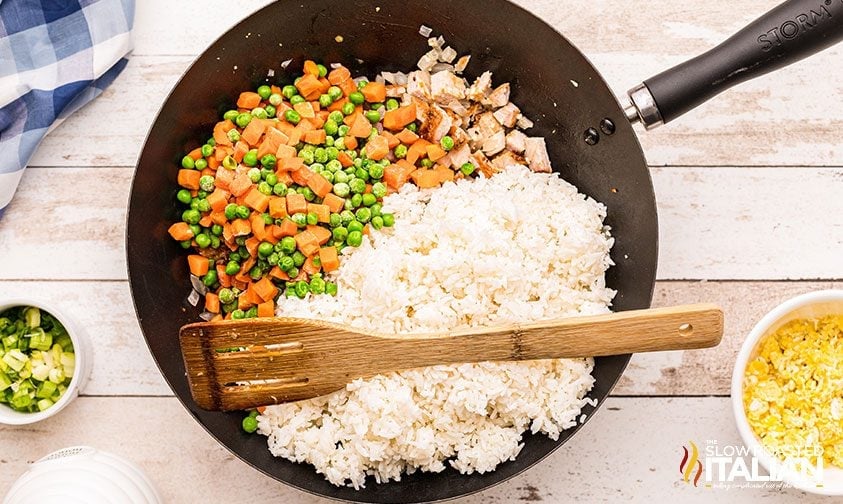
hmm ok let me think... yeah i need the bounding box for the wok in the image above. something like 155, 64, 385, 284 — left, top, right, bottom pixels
126, 0, 843, 501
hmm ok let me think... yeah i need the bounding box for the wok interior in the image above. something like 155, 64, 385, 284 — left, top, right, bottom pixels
127, 0, 658, 501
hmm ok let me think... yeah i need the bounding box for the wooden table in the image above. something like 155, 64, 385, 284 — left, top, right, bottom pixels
2, 1, 841, 502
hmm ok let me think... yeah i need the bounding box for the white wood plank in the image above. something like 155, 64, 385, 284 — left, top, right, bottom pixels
2, 167, 840, 281
0, 397, 828, 502
29, 0, 843, 167
0, 282, 168, 396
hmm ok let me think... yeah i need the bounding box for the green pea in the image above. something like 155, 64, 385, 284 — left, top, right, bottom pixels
368, 164, 384, 179
326, 282, 338, 296
334, 136, 346, 150
407, 122, 418, 133
460, 162, 476, 176
300, 187, 315, 202
269, 93, 283, 106
236, 205, 250, 219
386, 98, 399, 111
225, 261, 240, 276
350, 193, 363, 208
316, 63, 328, 77
262, 213, 273, 225
231, 309, 245, 320
321, 171, 334, 183
265, 105, 276, 118
355, 207, 372, 223
326, 148, 340, 161
393, 144, 408, 159
341, 102, 355, 116
179, 240, 191, 249
287, 266, 300, 279
338, 124, 350, 137
222, 155, 237, 170
325, 85, 342, 101
326, 160, 342, 173
211, 224, 223, 236
182, 209, 201, 225
370, 202, 382, 217
257, 85, 272, 99
282, 85, 297, 99
306, 212, 318, 225
347, 230, 363, 247
362, 193, 377, 207
181, 156, 195, 169
319, 94, 333, 108
273, 183, 287, 196
289, 95, 305, 106
223, 203, 237, 220
292, 251, 306, 267
251, 107, 268, 119
243, 150, 259, 167
334, 171, 349, 184
218, 288, 235, 305
349, 178, 366, 194
258, 242, 274, 258
421, 158, 434, 168
248, 168, 261, 183
260, 154, 277, 169
382, 213, 395, 227
265, 173, 278, 187
279, 256, 294, 272
291, 213, 307, 227
195, 158, 208, 170
235, 113, 252, 128
300, 149, 315, 165
329, 213, 342, 228
227, 129, 241, 143
365, 110, 381, 123
332, 226, 348, 243
372, 182, 387, 199
348, 220, 364, 233
223, 109, 239, 121
285, 110, 301, 124
371, 215, 384, 230
294, 281, 309, 299
202, 269, 218, 286
348, 91, 365, 105
355, 166, 369, 181
314, 148, 328, 164
177, 189, 192, 204
241, 414, 259, 433
440, 135, 455, 151
201, 144, 214, 157
310, 276, 326, 295
310, 162, 325, 173
324, 119, 339, 136
199, 175, 215, 192
195, 233, 211, 248
340, 210, 355, 225
249, 265, 263, 280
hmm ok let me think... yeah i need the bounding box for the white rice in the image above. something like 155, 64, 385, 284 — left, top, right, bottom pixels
260, 165, 616, 487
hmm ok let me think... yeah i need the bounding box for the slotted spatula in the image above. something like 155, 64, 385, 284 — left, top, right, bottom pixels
179, 303, 723, 411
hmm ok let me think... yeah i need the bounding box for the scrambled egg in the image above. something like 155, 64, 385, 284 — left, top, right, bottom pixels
744, 315, 843, 468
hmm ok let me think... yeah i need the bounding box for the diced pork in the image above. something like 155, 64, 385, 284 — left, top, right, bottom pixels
505, 130, 528, 153
493, 102, 520, 128
466, 71, 493, 101
407, 70, 432, 99
484, 83, 510, 108
524, 137, 551, 173
482, 131, 506, 157
491, 150, 525, 171
476, 112, 503, 139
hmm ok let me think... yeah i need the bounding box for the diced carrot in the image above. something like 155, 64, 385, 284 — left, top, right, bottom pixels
302, 255, 321, 275
306, 172, 333, 198
303, 60, 320, 76
229, 171, 253, 197
237, 92, 262, 109
304, 129, 326, 145
294, 230, 320, 257
206, 188, 229, 212
295, 74, 322, 99
383, 163, 415, 190
233, 141, 249, 163
361, 81, 386, 103
383, 103, 417, 131
253, 277, 279, 302
207, 155, 220, 170
210, 211, 228, 226
434, 164, 455, 184
411, 169, 442, 188
348, 113, 372, 138
198, 214, 212, 227
213, 120, 235, 146
168, 222, 194, 241
307, 203, 331, 223
268, 196, 287, 218
293, 101, 316, 119
366, 135, 390, 161
269, 265, 289, 281
344, 136, 358, 150
276, 218, 298, 237
290, 166, 314, 186
204, 292, 220, 313
214, 166, 235, 190
426, 144, 447, 162
337, 151, 354, 168
339, 78, 357, 97
230, 218, 251, 236
177, 169, 201, 190
200, 168, 216, 179
258, 128, 288, 159
381, 131, 400, 149
328, 66, 351, 85
271, 85, 282, 95
407, 139, 431, 165
277, 121, 295, 136
276, 144, 297, 159
286, 193, 308, 215
216, 265, 232, 289
257, 301, 275, 318
327, 97, 348, 112
279, 156, 304, 172
250, 213, 267, 241
295, 120, 315, 134
187, 255, 210, 276
188, 147, 203, 161
306, 225, 331, 245
286, 126, 303, 146
319, 246, 339, 273
241, 119, 266, 146
245, 236, 261, 257
317, 77, 331, 94
243, 187, 270, 213
237, 290, 255, 311
322, 193, 345, 213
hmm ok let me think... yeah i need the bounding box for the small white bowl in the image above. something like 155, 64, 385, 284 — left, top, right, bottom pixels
0, 298, 92, 425
732, 289, 843, 496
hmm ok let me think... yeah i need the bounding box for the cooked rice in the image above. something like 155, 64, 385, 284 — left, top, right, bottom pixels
259, 165, 615, 487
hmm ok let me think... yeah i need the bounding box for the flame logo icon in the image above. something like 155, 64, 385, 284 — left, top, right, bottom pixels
679, 441, 703, 486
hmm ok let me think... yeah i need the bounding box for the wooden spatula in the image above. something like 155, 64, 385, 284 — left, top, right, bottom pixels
179, 303, 723, 411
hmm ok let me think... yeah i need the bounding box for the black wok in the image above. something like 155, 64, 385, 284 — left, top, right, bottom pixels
126, 0, 843, 501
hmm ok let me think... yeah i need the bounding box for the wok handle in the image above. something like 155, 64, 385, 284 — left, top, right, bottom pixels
625, 0, 843, 129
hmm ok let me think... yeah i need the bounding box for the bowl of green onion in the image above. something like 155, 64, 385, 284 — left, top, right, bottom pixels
0, 299, 91, 425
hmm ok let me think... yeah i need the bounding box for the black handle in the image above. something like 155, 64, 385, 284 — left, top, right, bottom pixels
634, 0, 843, 126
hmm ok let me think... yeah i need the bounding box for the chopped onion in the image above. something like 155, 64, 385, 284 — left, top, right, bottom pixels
199, 311, 215, 321
187, 289, 200, 307
440, 46, 457, 63
267, 69, 275, 77
330, 62, 342, 69
280, 59, 292, 69
516, 115, 534, 129
418, 25, 432, 37
190, 274, 207, 296
455, 55, 471, 73
430, 62, 454, 73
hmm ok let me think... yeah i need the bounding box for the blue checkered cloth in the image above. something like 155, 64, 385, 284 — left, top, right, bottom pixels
0, 0, 134, 218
